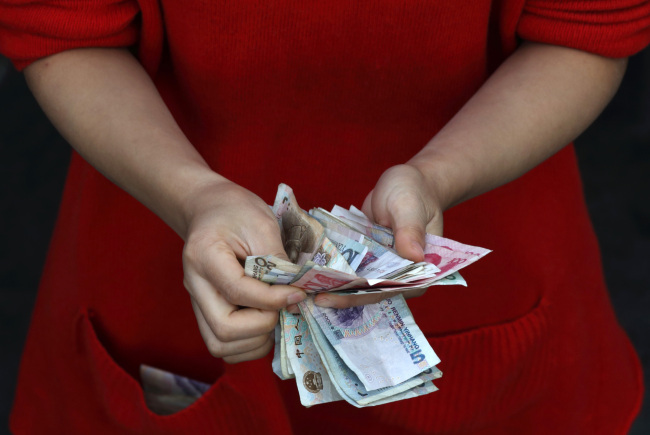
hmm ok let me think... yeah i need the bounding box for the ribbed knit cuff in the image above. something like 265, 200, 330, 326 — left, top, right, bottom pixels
518, 0, 650, 58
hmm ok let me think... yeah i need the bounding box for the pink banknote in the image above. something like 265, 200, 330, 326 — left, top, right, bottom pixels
423, 234, 491, 280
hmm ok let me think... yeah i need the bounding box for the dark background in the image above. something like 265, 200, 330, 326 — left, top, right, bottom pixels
1, 50, 649, 433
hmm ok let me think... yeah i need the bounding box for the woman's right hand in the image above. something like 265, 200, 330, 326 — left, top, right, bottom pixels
24, 49, 305, 364
181, 180, 307, 363
24, 49, 304, 364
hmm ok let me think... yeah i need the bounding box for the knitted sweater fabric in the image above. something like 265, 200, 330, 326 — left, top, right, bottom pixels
2, 0, 650, 433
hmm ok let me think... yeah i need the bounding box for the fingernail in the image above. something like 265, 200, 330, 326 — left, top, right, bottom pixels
411, 240, 424, 253
411, 241, 425, 260
287, 304, 300, 314
287, 292, 306, 305
314, 296, 333, 308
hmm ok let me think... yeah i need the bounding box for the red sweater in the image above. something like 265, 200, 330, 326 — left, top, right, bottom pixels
2, 1, 650, 433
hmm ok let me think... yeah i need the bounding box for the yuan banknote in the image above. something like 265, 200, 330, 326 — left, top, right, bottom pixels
282, 310, 343, 406
299, 295, 440, 391
299, 300, 442, 407
272, 184, 326, 265
423, 233, 491, 279
330, 205, 395, 248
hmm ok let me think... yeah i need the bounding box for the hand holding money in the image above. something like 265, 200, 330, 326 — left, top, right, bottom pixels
245, 183, 490, 407
180, 181, 306, 364
361, 163, 444, 261
142, 183, 489, 413
318, 163, 444, 308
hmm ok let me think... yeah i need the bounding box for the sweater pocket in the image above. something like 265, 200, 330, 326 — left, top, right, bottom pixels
77, 308, 291, 435
367, 295, 553, 434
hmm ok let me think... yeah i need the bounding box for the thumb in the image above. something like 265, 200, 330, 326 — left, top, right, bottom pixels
389, 205, 427, 263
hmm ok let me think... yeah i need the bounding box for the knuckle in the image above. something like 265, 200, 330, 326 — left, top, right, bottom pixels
399, 189, 421, 204
206, 341, 225, 358
251, 333, 271, 349
260, 337, 274, 353
388, 187, 417, 206
222, 355, 240, 364
251, 340, 273, 360
224, 349, 266, 365
214, 325, 237, 343
182, 239, 212, 274
182, 237, 204, 265
218, 278, 240, 303
262, 312, 279, 331
382, 164, 407, 179
210, 319, 237, 342
183, 235, 227, 268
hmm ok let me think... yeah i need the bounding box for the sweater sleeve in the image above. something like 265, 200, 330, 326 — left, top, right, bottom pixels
0, 0, 140, 71
517, 0, 650, 57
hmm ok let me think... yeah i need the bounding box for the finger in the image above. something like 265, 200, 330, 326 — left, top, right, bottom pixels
313, 291, 401, 309
198, 241, 306, 309
188, 276, 279, 341
192, 298, 273, 357
361, 190, 375, 221
223, 334, 274, 364
402, 288, 427, 300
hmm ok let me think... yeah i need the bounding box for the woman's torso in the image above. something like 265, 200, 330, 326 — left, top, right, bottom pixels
11, 1, 642, 433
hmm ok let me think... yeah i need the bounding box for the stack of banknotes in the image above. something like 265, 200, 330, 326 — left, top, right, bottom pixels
243, 184, 491, 407
139, 184, 490, 413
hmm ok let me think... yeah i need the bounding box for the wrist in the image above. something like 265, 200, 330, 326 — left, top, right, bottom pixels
173, 169, 234, 241
406, 154, 456, 212
407, 134, 486, 211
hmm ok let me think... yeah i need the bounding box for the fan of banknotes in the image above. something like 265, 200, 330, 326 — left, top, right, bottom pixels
140, 184, 490, 412
245, 184, 490, 407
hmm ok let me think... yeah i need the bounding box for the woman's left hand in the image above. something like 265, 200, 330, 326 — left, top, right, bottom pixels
311, 163, 443, 309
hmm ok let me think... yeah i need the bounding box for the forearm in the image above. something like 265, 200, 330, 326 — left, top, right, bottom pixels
409, 42, 627, 210
24, 48, 305, 359
24, 48, 224, 239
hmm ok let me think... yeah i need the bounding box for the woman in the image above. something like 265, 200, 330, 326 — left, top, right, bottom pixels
1, 0, 649, 433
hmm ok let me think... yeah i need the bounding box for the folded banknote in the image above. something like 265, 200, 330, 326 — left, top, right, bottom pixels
140, 364, 210, 415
